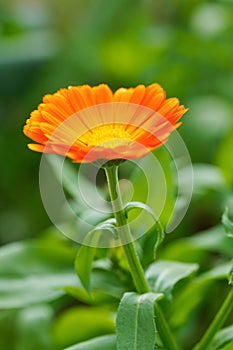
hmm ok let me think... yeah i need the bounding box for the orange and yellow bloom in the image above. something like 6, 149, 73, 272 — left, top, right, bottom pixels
23, 83, 188, 162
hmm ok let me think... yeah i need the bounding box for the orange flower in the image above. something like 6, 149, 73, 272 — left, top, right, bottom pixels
23, 83, 188, 163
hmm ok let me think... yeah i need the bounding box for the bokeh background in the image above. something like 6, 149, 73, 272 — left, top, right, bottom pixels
1, 0, 233, 243
0, 0, 233, 349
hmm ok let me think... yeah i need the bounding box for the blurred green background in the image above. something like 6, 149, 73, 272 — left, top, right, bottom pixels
1, 0, 233, 242
0, 0, 233, 349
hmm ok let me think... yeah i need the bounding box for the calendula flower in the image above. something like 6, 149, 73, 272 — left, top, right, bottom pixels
23, 83, 188, 162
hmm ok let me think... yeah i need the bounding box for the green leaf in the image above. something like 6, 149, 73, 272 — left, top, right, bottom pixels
53, 306, 115, 348
75, 245, 98, 294
116, 292, 163, 350
65, 268, 127, 303
15, 305, 53, 350
0, 236, 128, 309
221, 341, 233, 350
161, 225, 233, 262
209, 325, 233, 350
228, 265, 233, 286
222, 208, 233, 238
0, 239, 77, 308
187, 226, 233, 257
64, 335, 116, 350
63, 285, 117, 305
170, 262, 232, 328
90, 269, 127, 299
124, 201, 158, 221
75, 222, 117, 292
146, 260, 198, 300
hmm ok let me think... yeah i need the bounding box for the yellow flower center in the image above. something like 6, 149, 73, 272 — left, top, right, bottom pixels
79, 124, 132, 148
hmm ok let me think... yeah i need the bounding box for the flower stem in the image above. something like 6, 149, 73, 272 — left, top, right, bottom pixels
104, 164, 180, 350
155, 303, 181, 350
193, 287, 233, 350
104, 164, 150, 294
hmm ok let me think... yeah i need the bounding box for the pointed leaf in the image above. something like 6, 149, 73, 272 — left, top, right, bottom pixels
0, 238, 126, 309
75, 230, 102, 293
146, 260, 199, 300
75, 246, 97, 294
125, 201, 158, 221
75, 222, 117, 292
0, 239, 78, 308
116, 292, 163, 350
170, 262, 232, 328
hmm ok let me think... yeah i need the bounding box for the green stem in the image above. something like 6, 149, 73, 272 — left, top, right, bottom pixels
104, 164, 180, 350
155, 303, 181, 350
193, 287, 233, 350
104, 164, 149, 294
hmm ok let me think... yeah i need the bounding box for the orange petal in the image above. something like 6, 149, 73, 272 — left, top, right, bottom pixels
28, 143, 46, 152
24, 83, 188, 163
79, 85, 96, 105
29, 109, 45, 123
66, 86, 91, 112
42, 103, 72, 122
114, 88, 134, 102
24, 127, 48, 144
157, 98, 180, 116
141, 84, 166, 110
129, 85, 146, 104
167, 107, 189, 124
92, 84, 113, 104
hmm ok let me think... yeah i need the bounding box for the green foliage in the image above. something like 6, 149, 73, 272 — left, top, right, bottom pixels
210, 325, 233, 350
221, 342, 233, 350
1, 0, 233, 348
64, 335, 116, 350
146, 260, 198, 300
216, 129, 233, 184
222, 208, 233, 238
229, 267, 233, 286
53, 306, 115, 348
124, 201, 165, 257
15, 305, 54, 350
0, 239, 76, 308
161, 225, 233, 262
75, 220, 121, 294
170, 263, 231, 329
116, 292, 162, 350
75, 244, 97, 293
69, 268, 127, 301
